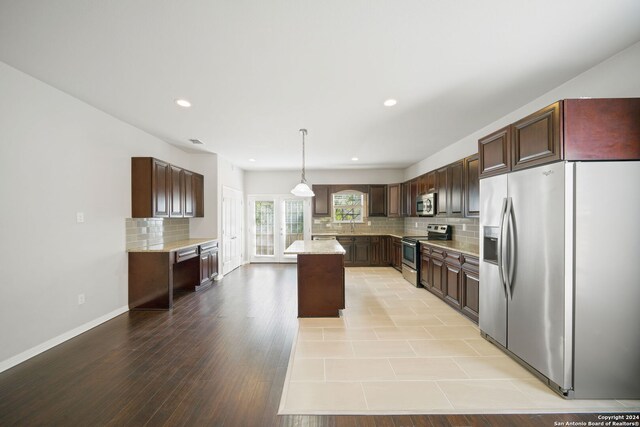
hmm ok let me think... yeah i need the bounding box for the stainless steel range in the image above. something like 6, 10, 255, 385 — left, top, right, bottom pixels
401, 224, 451, 286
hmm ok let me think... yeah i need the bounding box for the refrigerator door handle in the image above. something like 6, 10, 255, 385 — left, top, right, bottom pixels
506, 198, 516, 298
497, 197, 508, 298
501, 197, 512, 300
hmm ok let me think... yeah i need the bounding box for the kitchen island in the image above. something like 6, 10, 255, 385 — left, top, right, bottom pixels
284, 240, 346, 317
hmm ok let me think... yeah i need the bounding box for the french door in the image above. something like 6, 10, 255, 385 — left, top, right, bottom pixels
248, 195, 311, 263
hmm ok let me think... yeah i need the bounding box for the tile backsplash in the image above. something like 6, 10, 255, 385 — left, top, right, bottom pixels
311, 215, 479, 246
312, 217, 404, 235
126, 218, 190, 250
404, 216, 479, 245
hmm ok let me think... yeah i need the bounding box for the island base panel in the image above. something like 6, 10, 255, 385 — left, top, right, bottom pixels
297, 254, 345, 317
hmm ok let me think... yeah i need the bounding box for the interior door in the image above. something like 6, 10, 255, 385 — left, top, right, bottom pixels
222, 187, 243, 275
249, 195, 310, 263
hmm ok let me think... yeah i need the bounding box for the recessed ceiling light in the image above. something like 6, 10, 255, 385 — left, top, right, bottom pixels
249, 158, 256, 162
351, 157, 359, 161
383, 99, 397, 107
175, 99, 191, 108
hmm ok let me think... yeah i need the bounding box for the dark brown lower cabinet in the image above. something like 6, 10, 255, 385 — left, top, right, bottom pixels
353, 237, 371, 266
420, 243, 479, 323
371, 236, 390, 266
392, 237, 402, 271
129, 240, 218, 310
419, 247, 431, 289
336, 237, 355, 265
444, 252, 462, 310
430, 249, 446, 299
199, 242, 219, 290
461, 256, 480, 323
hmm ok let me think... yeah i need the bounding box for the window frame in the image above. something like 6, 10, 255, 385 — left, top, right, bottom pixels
332, 191, 366, 223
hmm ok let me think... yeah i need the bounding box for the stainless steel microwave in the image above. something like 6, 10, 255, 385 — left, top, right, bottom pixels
417, 193, 436, 216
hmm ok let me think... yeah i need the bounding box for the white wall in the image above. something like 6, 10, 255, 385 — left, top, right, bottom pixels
0, 61, 217, 371
189, 154, 218, 239
404, 41, 640, 180
245, 169, 404, 195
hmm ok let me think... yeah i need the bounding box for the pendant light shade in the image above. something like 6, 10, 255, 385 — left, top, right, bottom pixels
291, 129, 315, 197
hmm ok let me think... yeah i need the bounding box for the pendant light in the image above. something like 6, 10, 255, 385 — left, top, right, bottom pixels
291, 129, 315, 197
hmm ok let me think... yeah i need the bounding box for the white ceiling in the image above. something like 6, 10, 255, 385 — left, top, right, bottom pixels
1, 1, 639, 171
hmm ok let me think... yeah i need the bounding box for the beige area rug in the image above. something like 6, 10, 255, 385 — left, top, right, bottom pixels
278, 267, 640, 415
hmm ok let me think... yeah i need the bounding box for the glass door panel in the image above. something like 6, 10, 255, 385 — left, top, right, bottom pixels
283, 199, 304, 260
254, 201, 275, 257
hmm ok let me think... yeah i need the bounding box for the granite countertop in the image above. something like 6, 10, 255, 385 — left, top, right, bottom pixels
418, 239, 479, 257
128, 238, 217, 253
284, 240, 346, 255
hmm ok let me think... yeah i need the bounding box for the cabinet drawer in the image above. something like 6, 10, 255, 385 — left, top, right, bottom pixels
199, 241, 218, 253
462, 255, 479, 271
445, 252, 462, 265
420, 244, 430, 255
176, 246, 199, 263
429, 247, 445, 260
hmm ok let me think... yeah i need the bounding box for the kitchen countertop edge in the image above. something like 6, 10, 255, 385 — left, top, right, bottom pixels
127, 238, 217, 253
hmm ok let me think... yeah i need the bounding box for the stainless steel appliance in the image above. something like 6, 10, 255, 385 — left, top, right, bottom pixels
401, 224, 451, 286
480, 161, 640, 399
416, 193, 436, 217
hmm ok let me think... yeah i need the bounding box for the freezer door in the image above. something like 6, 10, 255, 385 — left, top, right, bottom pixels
479, 175, 508, 346
573, 161, 640, 398
507, 161, 568, 388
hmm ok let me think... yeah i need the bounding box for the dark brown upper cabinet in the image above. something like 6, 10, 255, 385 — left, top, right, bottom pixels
436, 166, 448, 216
410, 179, 418, 217
169, 165, 184, 218
387, 183, 401, 217
449, 160, 464, 217
401, 181, 410, 217
131, 157, 204, 218
479, 126, 510, 178
511, 101, 562, 171
418, 174, 427, 195
368, 185, 387, 217
479, 98, 640, 179
426, 171, 436, 193
312, 185, 331, 217
563, 98, 640, 161
464, 154, 480, 218
194, 173, 204, 218
183, 170, 195, 218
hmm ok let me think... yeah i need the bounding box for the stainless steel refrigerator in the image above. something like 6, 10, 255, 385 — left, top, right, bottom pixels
479, 160, 640, 399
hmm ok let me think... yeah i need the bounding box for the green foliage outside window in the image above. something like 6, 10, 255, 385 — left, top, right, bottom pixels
333, 193, 364, 223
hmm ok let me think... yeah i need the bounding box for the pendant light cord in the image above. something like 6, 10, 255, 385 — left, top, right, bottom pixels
300, 128, 307, 183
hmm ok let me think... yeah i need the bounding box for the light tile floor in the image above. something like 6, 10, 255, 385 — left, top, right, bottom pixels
279, 267, 640, 415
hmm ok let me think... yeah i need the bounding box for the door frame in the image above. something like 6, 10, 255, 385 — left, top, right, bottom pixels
221, 186, 244, 275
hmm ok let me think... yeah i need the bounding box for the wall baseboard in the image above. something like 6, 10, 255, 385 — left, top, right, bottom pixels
0, 305, 129, 374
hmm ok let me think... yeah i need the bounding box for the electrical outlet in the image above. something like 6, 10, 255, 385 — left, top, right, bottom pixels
367, 221, 371, 226
76, 212, 85, 223
78, 293, 85, 305
415, 222, 418, 228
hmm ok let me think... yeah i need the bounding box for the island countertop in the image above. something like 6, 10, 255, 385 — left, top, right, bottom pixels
284, 240, 346, 255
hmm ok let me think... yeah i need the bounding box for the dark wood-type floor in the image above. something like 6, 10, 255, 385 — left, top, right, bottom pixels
0, 264, 621, 426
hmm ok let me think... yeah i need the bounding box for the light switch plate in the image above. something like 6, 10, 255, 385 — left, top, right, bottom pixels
76, 212, 85, 223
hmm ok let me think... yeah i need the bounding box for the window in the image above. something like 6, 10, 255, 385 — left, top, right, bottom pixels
332, 191, 365, 223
